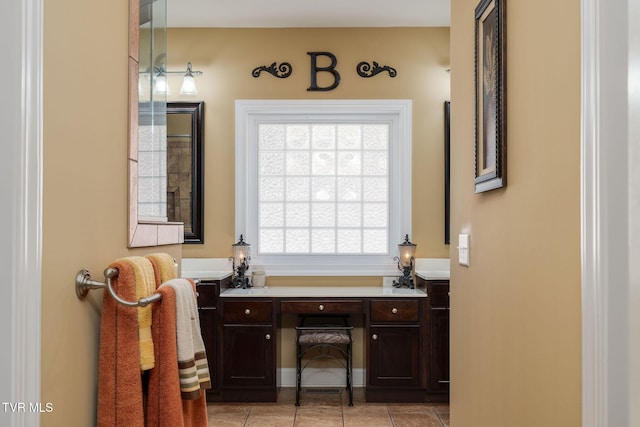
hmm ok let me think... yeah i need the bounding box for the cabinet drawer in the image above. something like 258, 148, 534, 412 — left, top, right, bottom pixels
223, 301, 272, 324
370, 300, 419, 322
281, 300, 363, 314
196, 282, 219, 308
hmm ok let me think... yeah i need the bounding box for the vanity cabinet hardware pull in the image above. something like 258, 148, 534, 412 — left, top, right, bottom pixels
372, 334, 378, 340
244, 309, 251, 315
448, 292, 450, 296
318, 304, 325, 311
196, 291, 199, 297
391, 308, 398, 314
438, 380, 451, 384
265, 334, 271, 340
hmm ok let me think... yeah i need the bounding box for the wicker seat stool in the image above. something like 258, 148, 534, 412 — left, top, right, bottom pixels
295, 315, 354, 406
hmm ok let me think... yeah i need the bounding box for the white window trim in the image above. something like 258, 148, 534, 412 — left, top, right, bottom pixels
235, 99, 412, 276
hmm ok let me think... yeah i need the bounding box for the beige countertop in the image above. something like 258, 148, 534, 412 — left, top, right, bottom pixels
181, 257, 450, 283
220, 286, 427, 298
182, 270, 233, 281
415, 270, 450, 280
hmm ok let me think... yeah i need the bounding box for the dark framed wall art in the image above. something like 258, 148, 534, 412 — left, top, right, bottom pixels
474, 0, 506, 193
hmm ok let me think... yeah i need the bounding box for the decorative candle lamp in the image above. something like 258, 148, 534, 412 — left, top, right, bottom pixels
229, 235, 251, 288
392, 235, 417, 289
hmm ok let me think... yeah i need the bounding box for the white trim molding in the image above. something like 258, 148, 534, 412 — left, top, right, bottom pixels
628, 1, 640, 424
0, 0, 43, 425
580, 2, 604, 424
581, 0, 632, 425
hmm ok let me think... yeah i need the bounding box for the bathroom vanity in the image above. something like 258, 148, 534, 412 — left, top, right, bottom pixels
193, 271, 450, 404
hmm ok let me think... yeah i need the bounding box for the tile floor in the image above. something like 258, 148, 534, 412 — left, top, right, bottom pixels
207, 388, 450, 427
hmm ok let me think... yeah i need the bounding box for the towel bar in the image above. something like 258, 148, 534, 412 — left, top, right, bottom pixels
75, 268, 163, 307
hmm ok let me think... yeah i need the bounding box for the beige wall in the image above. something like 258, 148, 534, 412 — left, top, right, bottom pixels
449, 0, 582, 425
41, 0, 181, 425
170, 27, 451, 260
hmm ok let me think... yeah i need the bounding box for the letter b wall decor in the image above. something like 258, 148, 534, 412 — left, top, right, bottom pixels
307, 51, 341, 91
252, 52, 395, 91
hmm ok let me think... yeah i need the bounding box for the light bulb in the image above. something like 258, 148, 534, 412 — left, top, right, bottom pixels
180, 75, 197, 95
153, 74, 171, 95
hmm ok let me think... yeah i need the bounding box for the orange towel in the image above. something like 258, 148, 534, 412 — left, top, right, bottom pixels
148, 283, 209, 427
97, 259, 146, 427
147, 286, 184, 427
146, 252, 177, 285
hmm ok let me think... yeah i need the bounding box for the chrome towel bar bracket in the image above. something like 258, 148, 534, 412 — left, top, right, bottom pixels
75, 268, 163, 307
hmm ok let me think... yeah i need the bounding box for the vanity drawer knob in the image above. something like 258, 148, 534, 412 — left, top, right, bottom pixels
318, 304, 325, 311
391, 308, 398, 314
196, 291, 199, 298
265, 334, 271, 340
244, 308, 251, 315
372, 334, 378, 341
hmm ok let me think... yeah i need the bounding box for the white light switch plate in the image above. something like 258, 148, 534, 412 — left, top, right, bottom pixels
458, 234, 470, 266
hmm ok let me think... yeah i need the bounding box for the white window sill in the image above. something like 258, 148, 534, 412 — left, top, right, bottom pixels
252, 263, 400, 276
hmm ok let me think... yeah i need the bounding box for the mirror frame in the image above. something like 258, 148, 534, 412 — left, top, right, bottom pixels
128, 0, 184, 247
167, 101, 205, 244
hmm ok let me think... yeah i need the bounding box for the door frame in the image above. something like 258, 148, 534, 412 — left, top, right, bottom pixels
1, 0, 43, 426
3, 0, 635, 426
581, 0, 635, 425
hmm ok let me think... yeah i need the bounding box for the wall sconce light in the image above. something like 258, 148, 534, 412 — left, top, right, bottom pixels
392, 234, 417, 289
152, 68, 170, 95
229, 235, 251, 288
151, 62, 203, 96
178, 62, 200, 95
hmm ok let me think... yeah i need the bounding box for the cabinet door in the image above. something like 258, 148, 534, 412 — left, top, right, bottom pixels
429, 308, 450, 391
369, 325, 420, 387
222, 325, 274, 387
198, 307, 217, 392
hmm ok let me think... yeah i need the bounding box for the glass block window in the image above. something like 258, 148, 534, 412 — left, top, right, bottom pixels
138, 102, 167, 221
235, 100, 412, 276
257, 123, 390, 255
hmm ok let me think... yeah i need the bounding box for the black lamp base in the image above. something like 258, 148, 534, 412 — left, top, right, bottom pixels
392, 266, 415, 289
231, 263, 252, 289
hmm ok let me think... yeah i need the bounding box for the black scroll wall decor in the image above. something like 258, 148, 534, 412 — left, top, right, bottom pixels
252, 62, 293, 79
356, 61, 397, 78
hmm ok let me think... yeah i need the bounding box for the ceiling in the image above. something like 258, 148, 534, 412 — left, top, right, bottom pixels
167, 0, 450, 28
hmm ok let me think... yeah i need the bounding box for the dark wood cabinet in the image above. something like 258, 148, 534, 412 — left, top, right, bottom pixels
196, 278, 226, 398
220, 299, 277, 401
366, 299, 425, 402
428, 306, 450, 392
197, 282, 449, 403
198, 307, 217, 390
420, 278, 450, 401
222, 325, 274, 387
368, 325, 420, 387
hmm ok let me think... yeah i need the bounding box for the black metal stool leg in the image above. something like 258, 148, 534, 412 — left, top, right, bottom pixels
296, 342, 302, 406
347, 338, 353, 406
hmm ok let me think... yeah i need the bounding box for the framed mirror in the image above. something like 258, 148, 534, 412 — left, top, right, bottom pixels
167, 101, 205, 244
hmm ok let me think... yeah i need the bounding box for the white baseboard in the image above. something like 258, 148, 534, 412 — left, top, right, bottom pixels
277, 368, 365, 388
